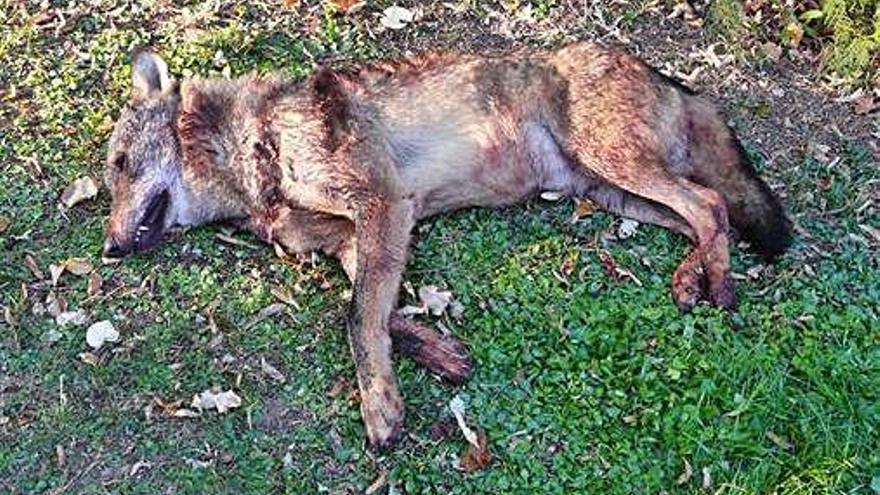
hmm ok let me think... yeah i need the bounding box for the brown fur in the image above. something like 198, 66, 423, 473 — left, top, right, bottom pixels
103, 42, 791, 449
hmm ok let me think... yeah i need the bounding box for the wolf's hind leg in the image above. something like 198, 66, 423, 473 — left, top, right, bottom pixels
565, 146, 734, 309
585, 184, 706, 307
613, 173, 734, 309
586, 184, 695, 240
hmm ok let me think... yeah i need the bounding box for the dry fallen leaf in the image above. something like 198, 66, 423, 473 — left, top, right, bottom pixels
129, 460, 152, 477
853, 93, 877, 115
4, 306, 17, 327
49, 264, 65, 285
398, 285, 458, 316
86, 320, 119, 349
87, 273, 103, 297
702, 467, 713, 490
380, 6, 414, 30
783, 21, 803, 48
55, 444, 66, 468
364, 469, 388, 495
571, 197, 599, 222
763, 42, 782, 62
270, 285, 302, 310
260, 358, 286, 383
192, 389, 242, 414
24, 254, 44, 279
677, 459, 693, 485
449, 395, 493, 472
64, 257, 93, 275
56, 309, 88, 327
78, 352, 99, 366
45, 291, 67, 317
459, 429, 493, 473
617, 218, 640, 239
244, 302, 287, 329
420, 285, 453, 316
60, 176, 98, 208
0, 215, 9, 234
449, 395, 479, 446
330, 0, 365, 13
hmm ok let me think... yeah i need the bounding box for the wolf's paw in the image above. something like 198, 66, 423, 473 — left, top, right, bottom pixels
360, 381, 405, 450
672, 263, 704, 312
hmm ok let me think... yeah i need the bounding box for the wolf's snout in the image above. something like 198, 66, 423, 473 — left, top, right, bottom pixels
103, 237, 130, 258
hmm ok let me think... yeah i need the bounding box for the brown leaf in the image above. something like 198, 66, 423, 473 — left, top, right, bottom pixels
0, 215, 9, 234
330, 0, 365, 14
60, 176, 98, 208
24, 254, 44, 279
783, 21, 803, 48
571, 197, 599, 222
55, 444, 66, 468
45, 290, 67, 317
270, 285, 302, 310
853, 93, 877, 115
49, 264, 65, 285
87, 273, 103, 297
153, 397, 185, 416
676, 459, 693, 485
78, 352, 99, 366
459, 429, 493, 473
64, 257, 93, 276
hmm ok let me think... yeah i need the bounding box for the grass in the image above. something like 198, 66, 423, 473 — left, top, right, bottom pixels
1, 1, 878, 494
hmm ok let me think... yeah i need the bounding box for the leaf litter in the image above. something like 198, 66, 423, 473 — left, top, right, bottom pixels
380, 6, 414, 30
86, 320, 118, 349
192, 389, 242, 414
449, 395, 492, 472
398, 285, 463, 317
59, 176, 98, 208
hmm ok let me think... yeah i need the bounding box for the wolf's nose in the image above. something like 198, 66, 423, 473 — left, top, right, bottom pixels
102, 238, 127, 258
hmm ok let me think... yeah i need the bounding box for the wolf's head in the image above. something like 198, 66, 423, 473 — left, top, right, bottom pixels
103, 51, 185, 258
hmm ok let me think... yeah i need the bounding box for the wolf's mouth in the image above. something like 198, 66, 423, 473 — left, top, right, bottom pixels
135, 190, 170, 251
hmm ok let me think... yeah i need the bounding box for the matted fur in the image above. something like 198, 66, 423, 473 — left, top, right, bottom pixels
103, 42, 791, 448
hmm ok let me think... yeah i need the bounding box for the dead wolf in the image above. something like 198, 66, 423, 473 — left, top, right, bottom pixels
102, 42, 791, 448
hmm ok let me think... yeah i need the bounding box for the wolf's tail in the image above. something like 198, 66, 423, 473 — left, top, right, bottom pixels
686, 100, 792, 261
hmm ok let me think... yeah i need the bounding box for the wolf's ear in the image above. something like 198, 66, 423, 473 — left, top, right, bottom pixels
131, 50, 173, 100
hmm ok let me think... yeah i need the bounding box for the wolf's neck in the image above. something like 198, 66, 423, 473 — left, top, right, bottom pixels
175, 79, 248, 226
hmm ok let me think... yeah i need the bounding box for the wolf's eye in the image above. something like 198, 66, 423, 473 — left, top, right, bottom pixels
113, 154, 127, 173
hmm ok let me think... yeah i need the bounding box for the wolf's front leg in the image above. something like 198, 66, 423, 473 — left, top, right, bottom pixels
348, 197, 415, 449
